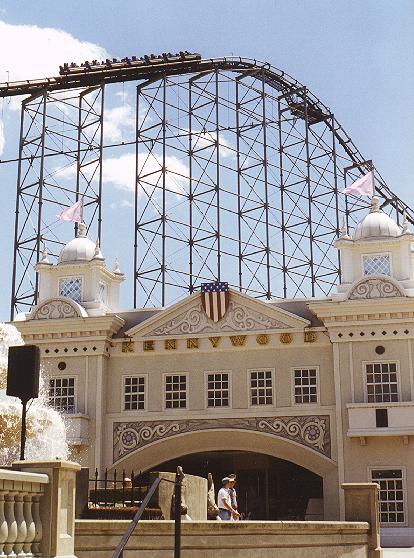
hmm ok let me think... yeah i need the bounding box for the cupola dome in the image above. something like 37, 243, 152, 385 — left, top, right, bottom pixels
58, 223, 96, 263
353, 197, 401, 241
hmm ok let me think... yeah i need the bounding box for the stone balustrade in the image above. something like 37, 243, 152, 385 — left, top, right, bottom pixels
0, 468, 48, 557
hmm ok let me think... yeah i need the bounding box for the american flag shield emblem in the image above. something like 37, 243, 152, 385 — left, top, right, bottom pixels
201, 282, 230, 322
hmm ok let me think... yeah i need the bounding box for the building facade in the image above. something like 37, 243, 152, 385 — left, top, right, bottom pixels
13, 199, 414, 546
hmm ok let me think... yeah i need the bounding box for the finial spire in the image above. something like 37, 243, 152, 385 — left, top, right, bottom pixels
77, 222, 87, 238
93, 238, 104, 260
114, 257, 122, 274
402, 210, 410, 234
339, 216, 350, 239
370, 196, 380, 213
39, 243, 51, 265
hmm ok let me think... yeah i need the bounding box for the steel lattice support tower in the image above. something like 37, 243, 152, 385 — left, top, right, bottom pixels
2, 56, 412, 317
11, 86, 104, 318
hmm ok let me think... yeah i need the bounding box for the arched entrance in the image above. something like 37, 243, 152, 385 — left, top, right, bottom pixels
110, 429, 338, 520
155, 450, 323, 520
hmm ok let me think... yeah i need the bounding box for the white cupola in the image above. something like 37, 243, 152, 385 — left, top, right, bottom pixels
33, 224, 124, 317
58, 222, 96, 263
333, 197, 414, 300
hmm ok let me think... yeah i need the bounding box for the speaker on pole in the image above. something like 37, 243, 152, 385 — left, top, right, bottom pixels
7, 345, 40, 400
6, 345, 41, 460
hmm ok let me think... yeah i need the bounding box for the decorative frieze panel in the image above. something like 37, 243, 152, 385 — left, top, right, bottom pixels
113, 415, 331, 463
347, 277, 405, 300
31, 298, 86, 320
144, 301, 293, 337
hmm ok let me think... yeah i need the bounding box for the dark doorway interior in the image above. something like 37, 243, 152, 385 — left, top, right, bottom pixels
150, 450, 323, 520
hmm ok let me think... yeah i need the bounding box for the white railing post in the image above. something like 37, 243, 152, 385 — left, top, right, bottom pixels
0, 492, 8, 558
14, 492, 27, 556
0, 468, 48, 558
3, 491, 17, 557
23, 493, 35, 557
31, 494, 42, 558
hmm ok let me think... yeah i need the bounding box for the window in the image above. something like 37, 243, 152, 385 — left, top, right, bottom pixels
365, 362, 399, 403
249, 369, 273, 406
371, 469, 405, 524
293, 368, 318, 404
363, 254, 391, 276
124, 376, 145, 411
59, 277, 82, 303
165, 375, 187, 409
49, 377, 76, 414
207, 372, 230, 407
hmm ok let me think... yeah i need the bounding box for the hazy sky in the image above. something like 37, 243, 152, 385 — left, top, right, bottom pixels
0, 0, 413, 320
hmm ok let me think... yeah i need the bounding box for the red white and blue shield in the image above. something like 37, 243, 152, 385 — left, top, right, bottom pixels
201, 282, 230, 322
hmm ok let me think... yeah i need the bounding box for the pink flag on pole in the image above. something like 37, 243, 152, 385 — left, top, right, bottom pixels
343, 171, 374, 197
57, 200, 82, 222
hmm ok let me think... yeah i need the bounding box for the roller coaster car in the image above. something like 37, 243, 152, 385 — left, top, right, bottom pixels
289, 101, 327, 124
59, 52, 201, 76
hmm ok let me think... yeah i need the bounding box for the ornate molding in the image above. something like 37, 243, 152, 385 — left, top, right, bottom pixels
144, 300, 292, 337
30, 297, 87, 320
113, 415, 330, 463
347, 276, 405, 300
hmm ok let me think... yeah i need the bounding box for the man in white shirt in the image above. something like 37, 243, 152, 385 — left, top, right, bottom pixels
217, 477, 240, 520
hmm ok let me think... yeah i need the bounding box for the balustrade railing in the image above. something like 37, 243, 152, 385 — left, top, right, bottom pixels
0, 468, 48, 558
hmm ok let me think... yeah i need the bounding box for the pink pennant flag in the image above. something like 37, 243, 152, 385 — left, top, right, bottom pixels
343, 171, 374, 197
57, 200, 83, 223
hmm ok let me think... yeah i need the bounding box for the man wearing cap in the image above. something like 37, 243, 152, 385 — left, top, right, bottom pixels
217, 477, 240, 520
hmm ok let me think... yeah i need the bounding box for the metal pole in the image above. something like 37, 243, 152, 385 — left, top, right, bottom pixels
20, 399, 28, 460
174, 466, 184, 558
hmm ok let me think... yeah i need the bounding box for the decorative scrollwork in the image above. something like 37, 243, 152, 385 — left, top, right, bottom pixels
258, 417, 326, 450
347, 277, 405, 300
31, 298, 86, 320
146, 300, 292, 336
113, 415, 330, 463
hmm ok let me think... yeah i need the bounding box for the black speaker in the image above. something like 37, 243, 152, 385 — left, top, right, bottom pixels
7, 345, 40, 400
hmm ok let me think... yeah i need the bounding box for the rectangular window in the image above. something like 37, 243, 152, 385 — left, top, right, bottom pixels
250, 369, 273, 406
363, 254, 391, 276
293, 368, 318, 404
207, 372, 230, 407
49, 377, 76, 414
365, 362, 399, 403
371, 469, 405, 524
165, 375, 187, 409
124, 376, 145, 411
59, 277, 82, 303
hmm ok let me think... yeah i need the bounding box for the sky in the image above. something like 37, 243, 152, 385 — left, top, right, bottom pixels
0, 0, 413, 320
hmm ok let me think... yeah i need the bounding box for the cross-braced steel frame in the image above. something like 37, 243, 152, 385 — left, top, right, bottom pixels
3, 56, 413, 318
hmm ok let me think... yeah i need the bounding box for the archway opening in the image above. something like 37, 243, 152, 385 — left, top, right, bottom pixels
142, 450, 323, 520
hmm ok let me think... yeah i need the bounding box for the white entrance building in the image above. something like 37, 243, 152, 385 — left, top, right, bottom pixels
13, 198, 414, 546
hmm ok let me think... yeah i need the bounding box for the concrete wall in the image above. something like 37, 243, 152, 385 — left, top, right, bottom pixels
75, 520, 372, 558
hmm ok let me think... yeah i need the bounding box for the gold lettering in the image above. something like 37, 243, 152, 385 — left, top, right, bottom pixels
143, 340, 154, 351
230, 335, 246, 347
165, 339, 177, 350
187, 338, 199, 349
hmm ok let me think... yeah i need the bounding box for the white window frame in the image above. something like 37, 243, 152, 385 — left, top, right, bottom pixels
205, 370, 232, 409
58, 276, 83, 303
291, 366, 320, 405
48, 375, 77, 414
163, 372, 189, 411
361, 252, 392, 277
368, 466, 408, 527
362, 360, 400, 403
247, 368, 274, 407
122, 374, 147, 412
